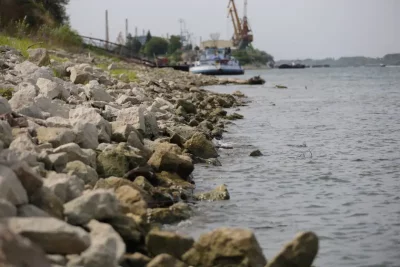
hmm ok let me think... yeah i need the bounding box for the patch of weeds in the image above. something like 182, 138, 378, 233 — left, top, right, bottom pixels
110, 69, 137, 82
51, 67, 63, 78
0, 87, 14, 100
0, 34, 37, 58
50, 55, 68, 63
96, 63, 108, 70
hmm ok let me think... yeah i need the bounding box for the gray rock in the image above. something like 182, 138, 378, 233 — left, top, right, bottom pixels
34, 97, 70, 118
67, 65, 90, 85
29, 187, 64, 219
63, 160, 98, 186
0, 224, 52, 267
36, 78, 62, 99
116, 106, 145, 131
14, 61, 40, 76
1, 217, 90, 255
0, 96, 12, 114
116, 94, 141, 105
120, 253, 151, 267
74, 121, 99, 149
27, 48, 50, 66
53, 143, 93, 166
111, 122, 135, 142
0, 164, 28, 205
44, 172, 84, 203
48, 152, 68, 172
64, 189, 120, 225
0, 199, 17, 218
9, 132, 38, 152
69, 107, 112, 143
0, 120, 12, 148
194, 184, 230, 201
184, 132, 218, 159
36, 127, 76, 148
10, 161, 44, 197
45, 116, 71, 128
84, 80, 113, 102
127, 130, 145, 150
67, 220, 125, 267
17, 204, 51, 217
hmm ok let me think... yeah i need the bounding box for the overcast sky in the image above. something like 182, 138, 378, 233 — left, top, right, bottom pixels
67, 0, 399, 60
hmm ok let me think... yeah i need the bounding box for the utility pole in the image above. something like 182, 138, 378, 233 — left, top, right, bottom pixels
125, 18, 128, 39
105, 10, 109, 49
135, 27, 138, 37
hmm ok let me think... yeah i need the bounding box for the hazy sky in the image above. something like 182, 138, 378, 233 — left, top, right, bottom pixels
67, 0, 399, 60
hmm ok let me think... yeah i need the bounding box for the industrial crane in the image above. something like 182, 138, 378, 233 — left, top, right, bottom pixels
227, 0, 253, 49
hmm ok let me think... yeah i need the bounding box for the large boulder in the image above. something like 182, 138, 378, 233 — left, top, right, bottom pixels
29, 187, 64, 219
147, 254, 188, 267
36, 127, 76, 148
0, 165, 28, 205
73, 121, 99, 149
115, 185, 148, 217
43, 172, 84, 203
0, 224, 52, 267
266, 232, 319, 267
27, 48, 50, 66
146, 230, 194, 259
147, 149, 194, 180
67, 220, 125, 267
116, 106, 145, 132
184, 132, 218, 159
69, 107, 112, 143
63, 160, 98, 186
182, 228, 267, 267
194, 184, 230, 201
97, 143, 145, 178
63, 189, 120, 225
1, 217, 90, 255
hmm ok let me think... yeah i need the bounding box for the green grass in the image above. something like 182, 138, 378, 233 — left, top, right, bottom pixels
0, 34, 42, 58
0, 87, 14, 100
110, 69, 137, 82
50, 54, 68, 63
96, 63, 108, 70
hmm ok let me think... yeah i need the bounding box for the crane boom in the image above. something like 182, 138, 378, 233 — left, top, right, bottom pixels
227, 0, 253, 49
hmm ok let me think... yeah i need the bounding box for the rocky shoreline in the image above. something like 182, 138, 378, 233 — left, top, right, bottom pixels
0, 44, 319, 267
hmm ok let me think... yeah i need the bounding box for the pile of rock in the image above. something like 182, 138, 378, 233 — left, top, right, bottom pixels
0, 45, 319, 267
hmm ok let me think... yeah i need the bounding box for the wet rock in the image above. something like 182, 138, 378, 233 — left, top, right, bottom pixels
266, 232, 319, 267
0, 199, 17, 218
67, 220, 125, 267
63, 160, 98, 186
0, 164, 28, 205
97, 143, 145, 178
102, 215, 143, 252
233, 90, 246, 97
115, 185, 148, 217
0, 120, 13, 148
0, 96, 12, 114
226, 112, 244, 120
64, 189, 120, 225
195, 184, 230, 201
36, 127, 76, 148
17, 204, 51, 217
69, 106, 112, 143
44, 172, 84, 203
184, 132, 218, 159
2, 217, 90, 255
146, 230, 194, 259
182, 228, 267, 267
167, 125, 197, 141
147, 254, 188, 267
120, 253, 151, 267
250, 149, 263, 157
149, 202, 192, 225
73, 121, 99, 149
155, 171, 194, 190
29, 187, 64, 219
27, 48, 50, 66
0, 224, 52, 267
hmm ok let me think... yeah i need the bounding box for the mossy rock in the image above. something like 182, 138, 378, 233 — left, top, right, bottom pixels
0, 87, 14, 100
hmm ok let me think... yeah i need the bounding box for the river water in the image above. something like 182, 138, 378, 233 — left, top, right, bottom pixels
170, 67, 400, 267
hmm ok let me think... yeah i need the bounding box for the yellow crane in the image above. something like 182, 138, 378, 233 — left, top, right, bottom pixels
227, 0, 253, 49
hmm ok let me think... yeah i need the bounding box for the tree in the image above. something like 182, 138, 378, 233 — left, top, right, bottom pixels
146, 30, 152, 43
168, 35, 182, 54
144, 37, 168, 57
126, 34, 142, 55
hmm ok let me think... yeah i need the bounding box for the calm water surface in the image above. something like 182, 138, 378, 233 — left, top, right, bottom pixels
170, 67, 400, 267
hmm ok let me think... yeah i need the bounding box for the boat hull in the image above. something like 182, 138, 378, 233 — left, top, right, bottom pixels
189, 65, 244, 75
